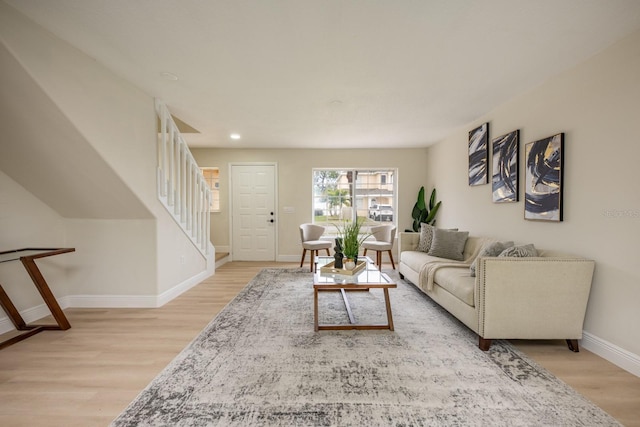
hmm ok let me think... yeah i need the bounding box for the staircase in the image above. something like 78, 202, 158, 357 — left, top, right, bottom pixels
155, 99, 211, 257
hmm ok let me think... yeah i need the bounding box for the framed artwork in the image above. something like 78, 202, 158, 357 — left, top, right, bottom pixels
524, 133, 564, 221
492, 130, 519, 203
468, 123, 489, 186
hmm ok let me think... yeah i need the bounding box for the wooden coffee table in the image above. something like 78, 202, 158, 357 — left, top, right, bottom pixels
313, 256, 397, 331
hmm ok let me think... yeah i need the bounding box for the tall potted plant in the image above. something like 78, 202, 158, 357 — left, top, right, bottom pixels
408, 186, 441, 232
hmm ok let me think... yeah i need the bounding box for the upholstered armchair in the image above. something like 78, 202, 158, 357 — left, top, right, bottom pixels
299, 223, 332, 272
362, 225, 396, 270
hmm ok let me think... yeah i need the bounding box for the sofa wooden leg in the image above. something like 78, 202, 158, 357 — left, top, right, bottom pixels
479, 337, 492, 351
566, 339, 580, 352
399, 273, 404, 279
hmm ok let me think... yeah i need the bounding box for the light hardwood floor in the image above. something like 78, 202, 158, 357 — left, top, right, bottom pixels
0, 261, 638, 426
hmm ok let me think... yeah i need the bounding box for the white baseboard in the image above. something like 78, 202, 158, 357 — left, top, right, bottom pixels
216, 245, 230, 254
278, 255, 301, 262
215, 254, 230, 268
581, 331, 640, 377
156, 268, 213, 307
0, 302, 55, 335
0, 268, 215, 335
63, 294, 158, 308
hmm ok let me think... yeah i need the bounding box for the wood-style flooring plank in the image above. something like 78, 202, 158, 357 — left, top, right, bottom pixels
0, 261, 638, 426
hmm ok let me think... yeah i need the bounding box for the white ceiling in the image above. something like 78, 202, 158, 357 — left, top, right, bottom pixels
6, 0, 640, 149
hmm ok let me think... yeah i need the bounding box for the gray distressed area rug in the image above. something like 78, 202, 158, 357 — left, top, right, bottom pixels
111, 268, 619, 426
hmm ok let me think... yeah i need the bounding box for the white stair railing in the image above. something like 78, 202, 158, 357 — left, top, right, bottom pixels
155, 99, 211, 257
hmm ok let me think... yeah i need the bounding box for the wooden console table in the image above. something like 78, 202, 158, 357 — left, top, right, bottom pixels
0, 248, 75, 350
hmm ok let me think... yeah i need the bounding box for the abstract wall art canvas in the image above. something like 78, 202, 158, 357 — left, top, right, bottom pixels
524, 133, 564, 221
468, 123, 489, 186
492, 130, 519, 203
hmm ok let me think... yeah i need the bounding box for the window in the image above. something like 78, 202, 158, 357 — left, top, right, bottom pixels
313, 169, 397, 230
200, 167, 220, 212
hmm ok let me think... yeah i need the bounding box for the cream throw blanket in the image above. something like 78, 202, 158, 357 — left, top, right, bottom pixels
420, 261, 468, 291
420, 237, 488, 291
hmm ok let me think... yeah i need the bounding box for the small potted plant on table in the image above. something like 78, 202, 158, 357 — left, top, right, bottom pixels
335, 217, 369, 270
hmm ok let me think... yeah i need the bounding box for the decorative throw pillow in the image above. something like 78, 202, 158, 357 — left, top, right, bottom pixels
498, 244, 538, 258
417, 223, 434, 252
428, 229, 469, 261
470, 241, 514, 277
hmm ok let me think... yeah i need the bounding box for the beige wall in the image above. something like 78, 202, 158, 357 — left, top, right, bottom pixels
0, 2, 207, 302
0, 170, 68, 311
426, 29, 640, 358
191, 148, 429, 259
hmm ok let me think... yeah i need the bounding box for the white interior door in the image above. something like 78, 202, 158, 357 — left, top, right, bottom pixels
231, 164, 276, 261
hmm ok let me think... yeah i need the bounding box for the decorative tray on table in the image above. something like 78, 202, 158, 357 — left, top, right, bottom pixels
319, 260, 367, 276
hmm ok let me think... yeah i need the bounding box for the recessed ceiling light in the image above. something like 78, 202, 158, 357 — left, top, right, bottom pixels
230, 133, 241, 140
160, 72, 179, 81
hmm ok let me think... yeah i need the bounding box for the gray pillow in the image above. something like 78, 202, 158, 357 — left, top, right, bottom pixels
470, 241, 514, 277
498, 244, 538, 258
417, 223, 434, 252
428, 229, 469, 261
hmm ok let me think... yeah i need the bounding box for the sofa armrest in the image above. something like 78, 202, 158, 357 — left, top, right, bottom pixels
399, 232, 420, 253
476, 257, 595, 340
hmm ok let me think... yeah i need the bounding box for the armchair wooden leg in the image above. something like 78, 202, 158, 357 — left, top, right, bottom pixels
363, 249, 368, 256
566, 339, 580, 352
310, 250, 316, 272
479, 337, 492, 351
325, 248, 330, 256
300, 249, 307, 268
387, 250, 396, 270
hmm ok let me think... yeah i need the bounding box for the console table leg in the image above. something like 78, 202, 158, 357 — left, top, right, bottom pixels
21, 258, 71, 330
0, 283, 28, 330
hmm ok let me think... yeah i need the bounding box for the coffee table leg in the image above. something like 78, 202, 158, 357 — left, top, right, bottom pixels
314, 288, 319, 331
384, 288, 394, 331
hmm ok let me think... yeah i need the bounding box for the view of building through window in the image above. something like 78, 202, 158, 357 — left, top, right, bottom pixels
313, 169, 396, 231
200, 167, 220, 212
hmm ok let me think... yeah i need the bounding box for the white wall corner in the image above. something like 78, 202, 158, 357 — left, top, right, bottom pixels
582, 331, 640, 378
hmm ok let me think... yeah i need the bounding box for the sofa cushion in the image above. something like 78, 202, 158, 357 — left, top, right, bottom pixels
470, 240, 514, 277
417, 223, 434, 252
499, 244, 538, 258
462, 236, 493, 262
433, 267, 475, 307
428, 229, 469, 261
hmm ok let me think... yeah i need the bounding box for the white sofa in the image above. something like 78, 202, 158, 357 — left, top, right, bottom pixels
398, 232, 595, 352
